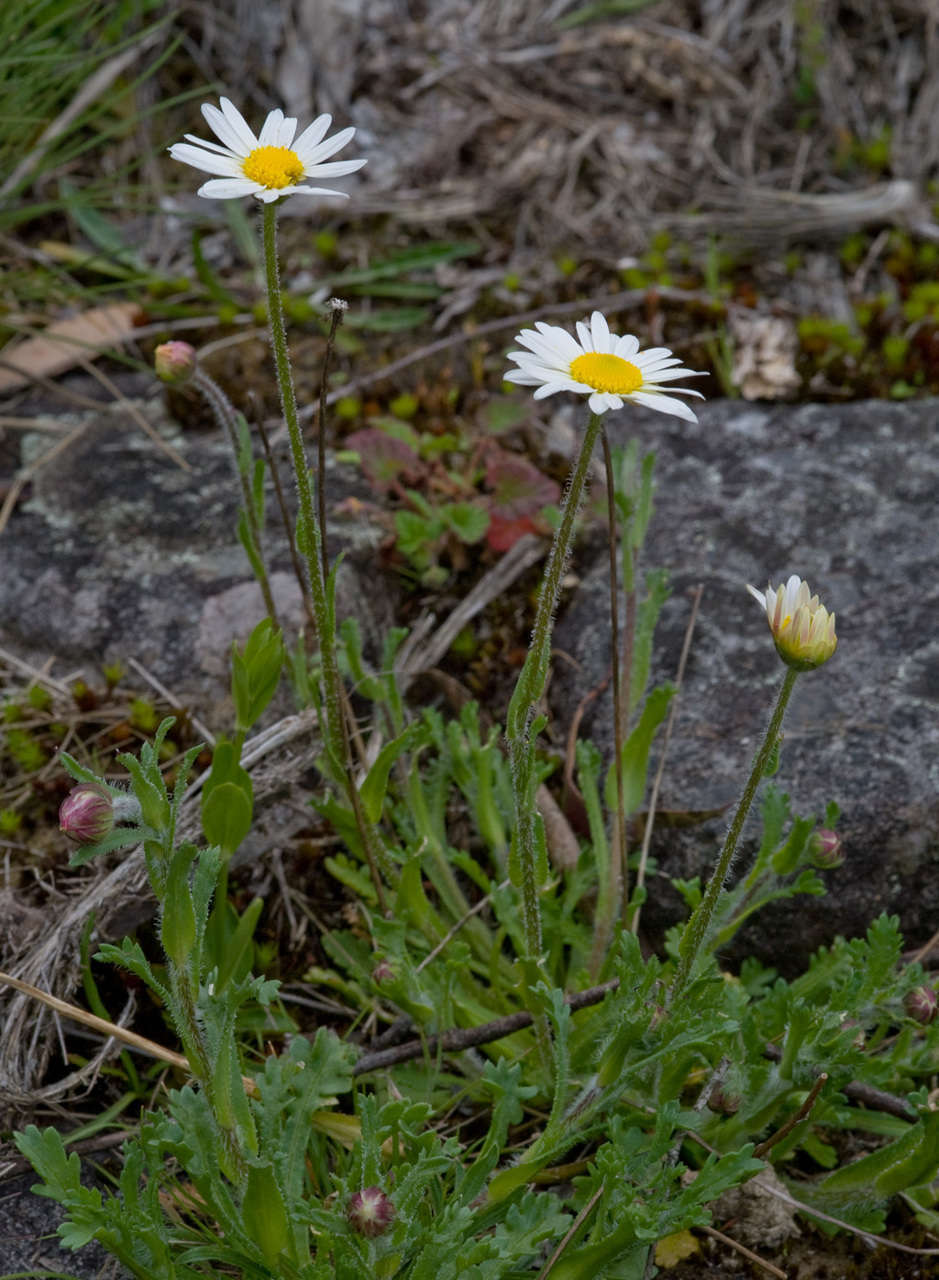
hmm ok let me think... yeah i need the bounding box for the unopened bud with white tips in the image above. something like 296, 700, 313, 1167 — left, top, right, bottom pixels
347, 1185, 395, 1237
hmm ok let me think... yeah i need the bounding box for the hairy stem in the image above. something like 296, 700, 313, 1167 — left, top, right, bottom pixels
670, 665, 799, 1003
262, 203, 390, 906
506, 410, 603, 1059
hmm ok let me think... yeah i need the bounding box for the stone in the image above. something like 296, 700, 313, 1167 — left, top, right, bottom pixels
0, 384, 395, 730
549, 397, 939, 973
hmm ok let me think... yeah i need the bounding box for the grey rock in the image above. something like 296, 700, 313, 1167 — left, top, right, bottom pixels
550, 397, 939, 973
0, 1170, 128, 1278
1, 390, 395, 730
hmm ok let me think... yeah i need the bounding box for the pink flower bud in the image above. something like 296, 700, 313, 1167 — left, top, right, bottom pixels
904, 986, 938, 1026
808, 829, 844, 869
371, 960, 395, 985
706, 1082, 741, 1115
59, 784, 114, 843
154, 341, 197, 384
347, 1186, 395, 1238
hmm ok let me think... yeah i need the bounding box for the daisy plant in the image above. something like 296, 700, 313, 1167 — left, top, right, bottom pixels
669, 576, 838, 1003
169, 99, 391, 902
503, 312, 703, 1043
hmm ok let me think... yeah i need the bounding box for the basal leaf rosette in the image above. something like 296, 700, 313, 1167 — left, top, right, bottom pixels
747, 575, 837, 671
504, 310, 704, 419
169, 97, 365, 203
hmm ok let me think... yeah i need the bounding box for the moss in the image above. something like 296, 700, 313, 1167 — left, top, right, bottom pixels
840, 234, 868, 269
797, 316, 865, 360
129, 697, 159, 733
0, 808, 22, 834
389, 392, 420, 420
902, 282, 939, 323
881, 335, 909, 373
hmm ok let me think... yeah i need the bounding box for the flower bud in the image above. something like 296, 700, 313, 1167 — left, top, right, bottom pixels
371, 960, 395, 985
347, 1185, 395, 1238
808, 829, 844, 870
904, 986, 938, 1026
59, 784, 114, 843
154, 340, 197, 384
706, 1082, 741, 1115
747, 576, 837, 671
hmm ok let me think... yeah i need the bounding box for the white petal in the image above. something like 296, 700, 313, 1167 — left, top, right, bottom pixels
628, 390, 699, 422
301, 158, 366, 179
513, 333, 569, 368
643, 368, 704, 385
645, 382, 705, 399
588, 392, 615, 413
534, 321, 577, 348
258, 109, 285, 146
614, 334, 640, 358
293, 113, 333, 154
197, 177, 261, 199
532, 383, 568, 399
169, 143, 243, 176
503, 369, 543, 385
589, 311, 612, 352
747, 584, 768, 607
545, 328, 584, 361
513, 331, 562, 362
202, 99, 255, 155
575, 320, 592, 350
279, 115, 298, 147
634, 356, 683, 376
290, 185, 350, 198
506, 353, 557, 373
219, 97, 259, 149
183, 133, 238, 156
298, 125, 355, 166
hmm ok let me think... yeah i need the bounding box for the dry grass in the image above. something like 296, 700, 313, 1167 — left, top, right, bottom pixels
189, 0, 939, 253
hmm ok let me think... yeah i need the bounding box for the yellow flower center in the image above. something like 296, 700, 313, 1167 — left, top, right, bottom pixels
242, 145, 304, 189
569, 351, 643, 395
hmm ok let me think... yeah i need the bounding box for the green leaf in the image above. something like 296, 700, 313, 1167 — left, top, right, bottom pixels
215, 896, 264, 992
395, 509, 438, 567
629, 569, 669, 713
12, 1126, 104, 1250
820, 1110, 939, 1197
161, 842, 198, 969
242, 1161, 290, 1265
360, 722, 429, 823
202, 780, 253, 855
231, 619, 284, 731
604, 683, 675, 814
442, 501, 489, 544
201, 737, 254, 853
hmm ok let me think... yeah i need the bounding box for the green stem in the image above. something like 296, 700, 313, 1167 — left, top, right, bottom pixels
316, 303, 345, 580
261, 203, 390, 905
192, 369, 279, 628
589, 428, 628, 977
506, 410, 603, 1055
669, 665, 799, 1003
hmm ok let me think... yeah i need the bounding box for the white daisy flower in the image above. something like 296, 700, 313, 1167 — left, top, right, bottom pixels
169, 97, 365, 204
747, 575, 837, 670
504, 310, 705, 420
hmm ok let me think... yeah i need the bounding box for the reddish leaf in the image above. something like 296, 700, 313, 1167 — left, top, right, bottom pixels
485, 448, 559, 519
346, 428, 423, 493
486, 513, 538, 551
